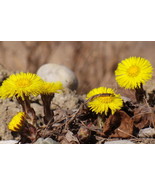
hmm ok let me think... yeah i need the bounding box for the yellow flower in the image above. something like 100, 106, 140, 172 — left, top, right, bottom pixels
115, 57, 153, 89
86, 87, 123, 115
8, 112, 26, 132
0, 72, 44, 100
40, 81, 63, 95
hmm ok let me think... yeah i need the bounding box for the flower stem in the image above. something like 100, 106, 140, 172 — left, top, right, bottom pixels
41, 94, 54, 124
16, 95, 37, 125
135, 83, 146, 103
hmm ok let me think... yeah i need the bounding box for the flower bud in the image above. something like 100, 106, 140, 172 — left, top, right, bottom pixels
77, 126, 91, 141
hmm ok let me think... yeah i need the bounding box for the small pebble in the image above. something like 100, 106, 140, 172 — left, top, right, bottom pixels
138, 127, 155, 138
34, 137, 59, 144
104, 140, 135, 144
0, 140, 18, 144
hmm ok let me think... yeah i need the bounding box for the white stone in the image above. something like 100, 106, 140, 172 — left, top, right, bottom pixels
34, 138, 59, 144
138, 127, 155, 138
0, 140, 18, 144
37, 63, 78, 90
104, 140, 135, 144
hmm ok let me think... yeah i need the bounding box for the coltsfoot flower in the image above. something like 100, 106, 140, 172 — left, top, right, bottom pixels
0, 72, 44, 100
115, 57, 153, 89
86, 87, 123, 115
8, 112, 26, 132
40, 81, 63, 95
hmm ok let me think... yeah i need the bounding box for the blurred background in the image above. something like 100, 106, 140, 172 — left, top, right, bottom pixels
0, 41, 155, 94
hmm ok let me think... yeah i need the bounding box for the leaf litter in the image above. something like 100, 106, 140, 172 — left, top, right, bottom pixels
12, 88, 155, 144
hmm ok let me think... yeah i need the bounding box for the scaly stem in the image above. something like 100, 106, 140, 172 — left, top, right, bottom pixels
41, 94, 54, 124
135, 83, 146, 103
16, 95, 37, 125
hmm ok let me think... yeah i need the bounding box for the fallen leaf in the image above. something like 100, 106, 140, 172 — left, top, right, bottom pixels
65, 130, 79, 143
103, 110, 135, 138
133, 104, 155, 129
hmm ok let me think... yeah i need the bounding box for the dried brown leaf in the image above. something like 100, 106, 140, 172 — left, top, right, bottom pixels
65, 130, 79, 144
103, 110, 135, 138
133, 104, 155, 129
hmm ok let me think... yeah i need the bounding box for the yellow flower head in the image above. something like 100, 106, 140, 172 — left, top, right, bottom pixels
0, 72, 44, 100
8, 112, 26, 132
115, 57, 153, 89
86, 87, 123, 115
40, 81, 63, 95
